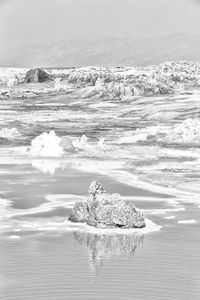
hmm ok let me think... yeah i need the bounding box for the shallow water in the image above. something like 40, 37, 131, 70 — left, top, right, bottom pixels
0, 89, 200, 299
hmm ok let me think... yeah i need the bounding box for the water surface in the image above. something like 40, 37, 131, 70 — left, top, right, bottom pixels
0, 90, 200, 299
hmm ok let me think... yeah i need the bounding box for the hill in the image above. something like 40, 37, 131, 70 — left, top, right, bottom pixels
1, 34, 200, 68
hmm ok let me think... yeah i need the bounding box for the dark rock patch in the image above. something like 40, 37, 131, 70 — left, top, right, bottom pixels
24, 68, 52, 83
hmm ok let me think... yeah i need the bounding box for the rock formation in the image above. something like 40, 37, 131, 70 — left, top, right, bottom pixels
69, 181, 145, 229
24, 68, 51, 83
2, 61, 200, 100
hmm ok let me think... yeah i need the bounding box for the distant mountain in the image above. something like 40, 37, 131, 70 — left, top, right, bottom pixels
1, 34, 200, 68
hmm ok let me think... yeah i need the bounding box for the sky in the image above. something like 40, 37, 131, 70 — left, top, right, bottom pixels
0, 0, 200, 52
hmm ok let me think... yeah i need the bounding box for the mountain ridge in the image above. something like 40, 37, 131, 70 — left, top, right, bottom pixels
1, 34, 200, 68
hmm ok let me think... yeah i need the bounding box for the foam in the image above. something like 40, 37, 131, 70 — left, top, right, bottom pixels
29, 131, 64, 157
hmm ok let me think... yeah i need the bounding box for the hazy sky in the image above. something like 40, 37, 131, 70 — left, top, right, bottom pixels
0, 0, 200, 51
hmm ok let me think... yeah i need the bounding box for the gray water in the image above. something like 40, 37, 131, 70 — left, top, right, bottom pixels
0, 90, 200, 299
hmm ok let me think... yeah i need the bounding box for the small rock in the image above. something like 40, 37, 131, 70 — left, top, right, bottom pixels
24, 68, 52, 83
69, 181, 145, 229
68, 202, 89, 223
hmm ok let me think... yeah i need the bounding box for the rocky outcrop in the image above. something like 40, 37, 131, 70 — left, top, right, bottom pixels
24, 68, 52, 83
67, 61, 200, 99
2, 61, 200, 100
69, 181, 145, 229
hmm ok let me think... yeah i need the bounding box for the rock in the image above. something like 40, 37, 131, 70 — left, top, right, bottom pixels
24, 68, 51, 83
3, 61, 199, 100
68, 202, 89, 223
69, 181, 145, 229
88, 181, 106, 197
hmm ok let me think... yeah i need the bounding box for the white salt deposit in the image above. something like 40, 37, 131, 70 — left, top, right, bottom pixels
54, 78, 62, 91
9, 235, 20, 239
0, 127, 21, 139
116, 126, 161, 144
165, 216, 176, 219
118, 119, 200, 145
66, 218, 161, 235
72, 135, 105, 151
54, 78, 73, 92
97, 138, 105, 149
0, 67, 27, 85
29, 131, 64, 157
72, 135, 88, 149
7, 75, 19, 87
178, 219, 196, 224
168, 118, 200, 142
117, 133, 148, 144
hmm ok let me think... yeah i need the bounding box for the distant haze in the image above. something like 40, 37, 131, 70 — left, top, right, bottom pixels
0, 0, 200, 67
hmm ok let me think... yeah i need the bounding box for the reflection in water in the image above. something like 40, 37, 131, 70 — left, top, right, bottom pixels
73, 232, 144, 278
31, 159, 63, 174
